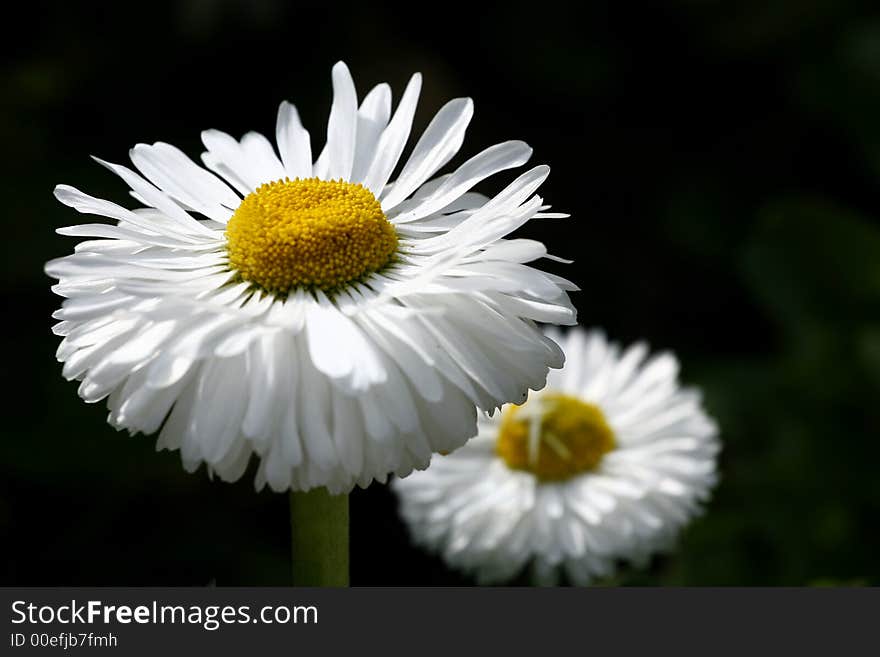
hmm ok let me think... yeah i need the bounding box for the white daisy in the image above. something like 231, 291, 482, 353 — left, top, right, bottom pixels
46, 61, 576, 494
393, 327, 720, 585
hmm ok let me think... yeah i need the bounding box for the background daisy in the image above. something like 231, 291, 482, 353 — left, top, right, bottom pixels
394, 327, 720, 585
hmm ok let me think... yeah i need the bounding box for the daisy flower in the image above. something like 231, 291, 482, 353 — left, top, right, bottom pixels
393, 327, 720, 585
45, 61, 576, 494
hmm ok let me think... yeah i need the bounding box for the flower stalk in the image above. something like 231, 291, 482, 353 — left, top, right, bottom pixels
289, 488, 349, 587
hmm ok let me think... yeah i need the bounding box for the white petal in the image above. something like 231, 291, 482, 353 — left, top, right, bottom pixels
129, 142, 239, 222
361, 73, 422, 196
324, 61, 358, 181
305, 294, 386, 394
92, 158, 219, 238
391, 140, 532, 223
350, 83, 392, 183
380, 97, 474, 211
276, 101, 313, 180
240, 131, 286, 183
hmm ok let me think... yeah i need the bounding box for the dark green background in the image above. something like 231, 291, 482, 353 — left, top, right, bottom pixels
3, 0, 878, 585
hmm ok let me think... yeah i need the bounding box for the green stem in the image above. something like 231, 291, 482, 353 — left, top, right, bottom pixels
289, 488, 349, 587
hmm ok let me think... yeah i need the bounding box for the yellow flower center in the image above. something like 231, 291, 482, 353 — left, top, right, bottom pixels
225, 177, 398, 294
496, 393, 616, 481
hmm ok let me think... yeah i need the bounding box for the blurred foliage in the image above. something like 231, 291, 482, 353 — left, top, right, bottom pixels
643, 199, 880, 586
2, 0, 879, 585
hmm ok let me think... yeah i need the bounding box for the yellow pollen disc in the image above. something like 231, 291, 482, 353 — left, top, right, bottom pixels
496, 393, 616, 481
225, 177, 398, 294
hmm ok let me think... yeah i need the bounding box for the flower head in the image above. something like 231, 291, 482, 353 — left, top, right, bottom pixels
46, 62, 576, 493
393, 327, 720, 584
